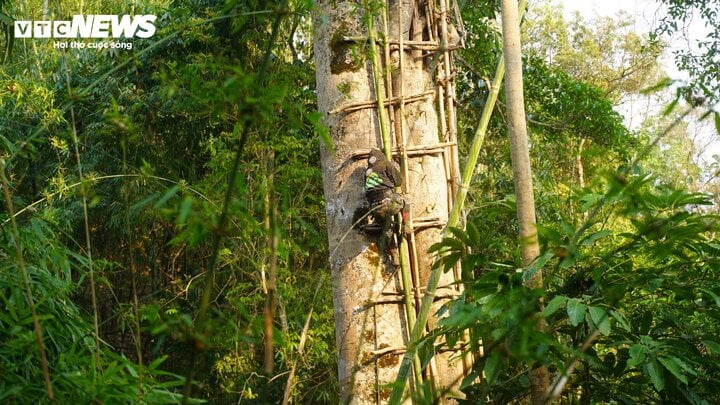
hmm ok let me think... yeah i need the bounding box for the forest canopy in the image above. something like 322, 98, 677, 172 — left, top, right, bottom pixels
1, 0, 719, 403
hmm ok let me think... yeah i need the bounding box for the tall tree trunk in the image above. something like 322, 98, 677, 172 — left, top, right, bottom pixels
500, 0, 551, 403
313, 1, 465, 402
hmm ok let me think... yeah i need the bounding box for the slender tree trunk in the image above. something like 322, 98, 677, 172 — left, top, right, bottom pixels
500, 0, 551, 403
263, 148, 278, 374
576, 138, 586, 189
313, 1, 465, 402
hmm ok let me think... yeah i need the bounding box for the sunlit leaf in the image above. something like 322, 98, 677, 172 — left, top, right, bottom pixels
588, 306, 611, 336
544, 295, 568, 317
580, 230, 612, 247
640, 77, 674, 95
567, 298, 586, 326
662, 98, 678, 116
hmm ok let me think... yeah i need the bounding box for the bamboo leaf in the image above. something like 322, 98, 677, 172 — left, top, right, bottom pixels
662, 98, 678, 116
524, 251, 554, 284
580, 230, 612, 247
699, 288, 720, 307
177, 197, 193, 225
640, 77, 673, 95
449, 226, 472, 247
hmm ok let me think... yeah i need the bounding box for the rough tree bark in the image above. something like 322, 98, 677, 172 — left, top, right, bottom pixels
313, 0, 465, 403
500, 0, 551, 403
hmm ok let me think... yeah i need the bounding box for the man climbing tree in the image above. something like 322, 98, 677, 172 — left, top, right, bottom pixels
364, 148, 404, 221
313, 0, 468, 402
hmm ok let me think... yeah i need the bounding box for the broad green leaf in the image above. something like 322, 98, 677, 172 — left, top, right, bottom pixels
560, 221, 575, 237
644, 360, 665, 391
484, 351, 502, 385
702, 340, 720, 355
460, 370, 481, 390
567, 298, 586, 326
125, 362, 139, 378
467, 222, 481, 246
442, 252, 463, 272
0, 134, 18, 155
658, 356, 687, 384
580, 229, 612, 246
524, 251, 554, 284
558, 249, 576, 269
0, 10, 14, 25
628, 344, 647, 368
714, 112, 720, 135
588, 306, 611, 336
449, 226, 472, 247
537, 223, 562, 242
674, 356, 697, 376
544, 295, 568, 317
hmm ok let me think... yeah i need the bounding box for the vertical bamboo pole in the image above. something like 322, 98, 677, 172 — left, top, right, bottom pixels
368, 2, 426, 394
391, 2, 530, 402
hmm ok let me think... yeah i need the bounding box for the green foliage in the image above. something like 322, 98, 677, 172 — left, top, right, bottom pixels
1, 0, 334, 403
435, 167, 720, 403
524, 2, 664, 103
653, 0, 720, 105
0, 215, 190, 402
2, 0, 717, 402
524, 58, 630, 151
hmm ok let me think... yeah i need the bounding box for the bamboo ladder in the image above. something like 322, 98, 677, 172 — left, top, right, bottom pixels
331, 0, 474, 395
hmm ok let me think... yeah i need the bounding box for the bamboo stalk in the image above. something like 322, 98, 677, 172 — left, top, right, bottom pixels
329, 90, 434, 115
443, 0, 473, 376
181, 6, 289, 402
0, 159, 54, 400
341, 36, 439, 47
62, 60, 102, 374
366, 6, 391, 159
389, 2, 529, 403
281, 276, 324, 405
263, 148, 278, 375
394, 0, 427, 390
397, 2, 426, 340
122, 133, 145, 398
373, 1, 424, 390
